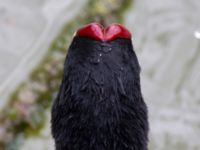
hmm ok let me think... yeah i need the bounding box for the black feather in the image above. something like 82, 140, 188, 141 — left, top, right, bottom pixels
51, 37, 149, 150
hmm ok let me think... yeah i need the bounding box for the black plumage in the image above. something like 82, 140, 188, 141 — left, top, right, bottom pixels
51, 36, 149, 150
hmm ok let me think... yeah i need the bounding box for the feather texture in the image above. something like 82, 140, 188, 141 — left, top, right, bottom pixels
51, 37, 149, 150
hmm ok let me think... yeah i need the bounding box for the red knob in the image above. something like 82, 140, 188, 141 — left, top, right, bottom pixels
75, 23, 104, 41
104, 23, 131, 41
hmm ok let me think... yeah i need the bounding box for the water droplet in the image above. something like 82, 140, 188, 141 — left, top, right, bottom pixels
194, 31, 200, 39
99, 53, 102, 57
102, 47, 112, 53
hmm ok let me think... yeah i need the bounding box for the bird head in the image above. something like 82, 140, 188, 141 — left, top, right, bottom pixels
65, 23, 140, 75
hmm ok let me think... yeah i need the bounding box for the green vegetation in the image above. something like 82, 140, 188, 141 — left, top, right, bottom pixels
0, 0, 132, 149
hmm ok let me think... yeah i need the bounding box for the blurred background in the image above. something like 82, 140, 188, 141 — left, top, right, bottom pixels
0, 0, 200, 149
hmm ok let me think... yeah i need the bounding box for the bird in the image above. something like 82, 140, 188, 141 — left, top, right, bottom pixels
51, 23, 149, 150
